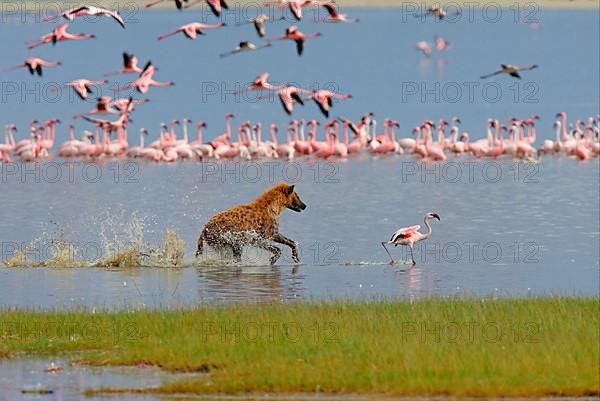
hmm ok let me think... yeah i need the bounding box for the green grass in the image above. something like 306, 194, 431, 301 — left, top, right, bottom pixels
1, 297, 598, 397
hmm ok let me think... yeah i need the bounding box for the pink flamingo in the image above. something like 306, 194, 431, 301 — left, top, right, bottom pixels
4, 57, 61, 76
416, 41, 432, 57
58, 79, 109, 100
315, 131, 335, 159
381, 212, 440, 266
271, 124, 295, 159
319, 1, 359, 23
190, 122, 214, 158
104, 53, 144, 76
210, 113, 235, 148
292, 120, 312, 155
45, 6, 125, 28
485, 121, 505, 158
268, 26, 322, 56
184, 0, 229, 16
126, 128, 147, 158
157, 22, 226, 41
121, 62, 174, 94
434, 34, 452, 51
306, 90, 352, 118
27, 23, 95, 50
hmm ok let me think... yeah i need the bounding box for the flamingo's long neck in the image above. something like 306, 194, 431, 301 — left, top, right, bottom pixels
197, 125, 203, 144
555, 123, 562, 144
140, 131, 145, 148
226, 116, 232, 137
343, 123, 349, 146
183, 121, 189, 143
422, 217, 433, 240
270, 129, 278, 146
561, 113, 568, 141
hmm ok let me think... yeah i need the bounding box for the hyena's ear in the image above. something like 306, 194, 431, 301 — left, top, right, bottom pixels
286, 185, 295, 195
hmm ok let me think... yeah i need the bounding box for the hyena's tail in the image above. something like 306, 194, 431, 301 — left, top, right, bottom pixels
195, 230, 206, 257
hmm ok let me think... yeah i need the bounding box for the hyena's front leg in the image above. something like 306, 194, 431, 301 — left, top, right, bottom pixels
257, 242, 282, 265
272, 233, 299, 263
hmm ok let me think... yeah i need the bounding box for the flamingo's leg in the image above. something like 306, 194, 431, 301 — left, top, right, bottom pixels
381, 241, 394, 265
410, 244, 416, 266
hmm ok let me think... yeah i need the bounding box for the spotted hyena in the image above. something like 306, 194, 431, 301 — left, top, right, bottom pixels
195, 183, 307, 265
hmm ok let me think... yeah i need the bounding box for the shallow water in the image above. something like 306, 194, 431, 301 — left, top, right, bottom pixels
1, 156, 598, 309
0, 357, 199, 401
1, 9, 599, 310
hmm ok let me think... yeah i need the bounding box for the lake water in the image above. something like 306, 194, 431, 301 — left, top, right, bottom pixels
0, 9, 599, 310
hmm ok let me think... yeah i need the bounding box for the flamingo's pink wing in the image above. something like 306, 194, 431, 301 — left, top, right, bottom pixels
390, 225, 420, 242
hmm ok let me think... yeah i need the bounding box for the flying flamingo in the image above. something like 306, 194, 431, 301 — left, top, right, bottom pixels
220, 41, 271, 58
481, 64, 539, 79
121, 61, 174, 94
259, 86, 306, 115
306, 90, 352, 118
157, 22, 226, 41
268, 26, 322, 56
182, 0, 229, 16
56, 79, 109, 100
104, 53, 144, 76
381, 212, 441, 266
4, 57, 61, 76
319, 1, 360, 23
45, 6, 125, 28
236, 14, 285, 37
27, 24, 95, 50
264, 0, 311, 21
146, 0, 188, 10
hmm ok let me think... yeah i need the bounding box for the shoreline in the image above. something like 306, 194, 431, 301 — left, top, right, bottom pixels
1, 298, 598, 397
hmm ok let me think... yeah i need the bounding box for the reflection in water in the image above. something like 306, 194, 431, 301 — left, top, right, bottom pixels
196, 266, 305, 303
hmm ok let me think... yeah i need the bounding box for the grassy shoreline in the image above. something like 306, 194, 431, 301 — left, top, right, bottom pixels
1, 297, 598, 397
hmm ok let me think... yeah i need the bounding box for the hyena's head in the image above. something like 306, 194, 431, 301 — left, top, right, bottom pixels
283, 184, 306, 212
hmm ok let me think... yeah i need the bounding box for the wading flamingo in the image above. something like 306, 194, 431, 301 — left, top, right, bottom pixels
382, 212, 441, 265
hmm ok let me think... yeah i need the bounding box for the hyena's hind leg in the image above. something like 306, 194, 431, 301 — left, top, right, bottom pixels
195, 230, 206, 257
231, 244, 243, 263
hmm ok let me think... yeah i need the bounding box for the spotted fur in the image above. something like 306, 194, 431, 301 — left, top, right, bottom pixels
196, 183, 306, 264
